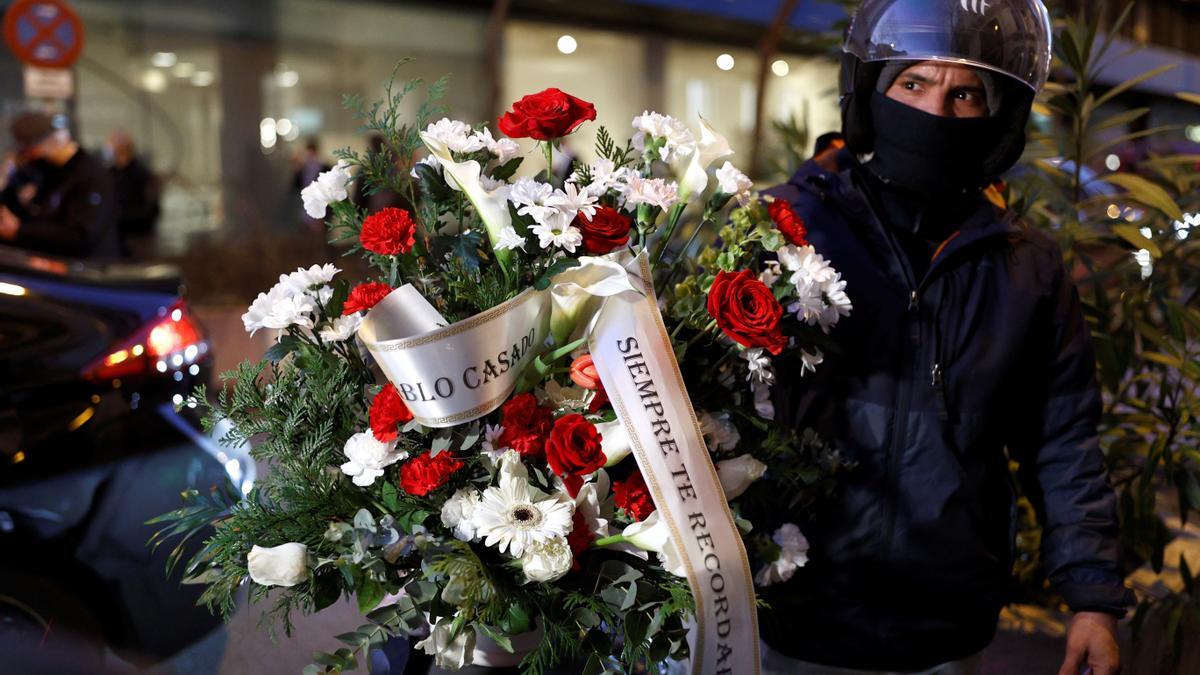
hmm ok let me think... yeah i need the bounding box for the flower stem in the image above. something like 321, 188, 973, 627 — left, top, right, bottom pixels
651, 202, 688, 267
592, 534, 628, 548
543, 141, 555, 186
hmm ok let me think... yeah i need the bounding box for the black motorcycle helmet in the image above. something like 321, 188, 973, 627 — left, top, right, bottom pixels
839, 0, 1053, 178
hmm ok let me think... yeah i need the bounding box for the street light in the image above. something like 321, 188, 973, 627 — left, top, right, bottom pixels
557, 35, 577, 55
716, 53, 735, 71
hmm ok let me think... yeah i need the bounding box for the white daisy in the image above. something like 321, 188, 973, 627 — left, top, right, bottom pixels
570, 158, 638, 198
494, 226, 528, 252
473, 474, 575, 558
319, 314, 362, 342
242, 283, 318, 336
480, 423, 507, 460
779, 245, 837, 285
545, 181, 599, 222
281, 263, 340, 293
530, 220, 583, 253
508, 176, 553, 210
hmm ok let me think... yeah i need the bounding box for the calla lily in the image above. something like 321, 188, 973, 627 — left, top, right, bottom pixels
416, 617, 476, 670
676, 115, 735, 201
420, 131, 513, 273
574, 470, 611, 541
620, 511, 687, 577
716, 453, 768, 499
549, 255, 640, 345
247, 542, 309, 587
596, 419, 632, 467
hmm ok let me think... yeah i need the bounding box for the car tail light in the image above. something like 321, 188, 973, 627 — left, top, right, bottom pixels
83, 302, 208, 382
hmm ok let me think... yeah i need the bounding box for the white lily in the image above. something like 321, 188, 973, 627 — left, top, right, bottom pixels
416, 617, 476, 670
596, 419, 632, 467
549, 255, 640, 345
421, 131, 514, 273
676, 115, 735, 201
619, 511, 687, 577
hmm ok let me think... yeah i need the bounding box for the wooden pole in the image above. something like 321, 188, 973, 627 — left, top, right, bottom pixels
483, 0, 513, 125
750, 0, 800, 177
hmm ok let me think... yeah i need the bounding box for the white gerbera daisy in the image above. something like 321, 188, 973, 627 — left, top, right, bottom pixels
473, 474, 574, 558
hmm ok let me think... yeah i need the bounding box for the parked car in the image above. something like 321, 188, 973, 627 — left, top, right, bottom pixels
0, 244, 253, 672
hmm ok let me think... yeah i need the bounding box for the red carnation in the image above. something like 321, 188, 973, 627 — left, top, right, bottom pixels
768, 200, 809, 247
369, 383, 413, 442
613, 470, 655, 521
360, 207, 417, 256
496, 393, 554, 458
574, 206, 631, 254
706, 269, 788, 355
498, 88, 596, 141
343, 282, 393, 315
399, 451, 464, 497
566, 510, 593, 571
545, 414, 605, 498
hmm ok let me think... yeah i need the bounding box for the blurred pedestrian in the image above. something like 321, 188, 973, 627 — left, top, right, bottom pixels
293, 137, 330, 232
0, 112, 118, 259
104, 130, 161, 258
352, 134, 404, 214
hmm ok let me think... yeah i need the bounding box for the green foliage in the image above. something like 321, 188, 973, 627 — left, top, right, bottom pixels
1012, 6, 1200, 654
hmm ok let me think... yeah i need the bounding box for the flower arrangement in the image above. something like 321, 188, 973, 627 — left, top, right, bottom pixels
155, 63, 852, 673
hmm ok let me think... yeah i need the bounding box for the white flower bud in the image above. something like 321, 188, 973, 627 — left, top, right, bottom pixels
247, 542, 309, 587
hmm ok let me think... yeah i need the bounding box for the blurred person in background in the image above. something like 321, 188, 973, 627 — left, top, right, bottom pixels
293, 136, 331, 232
104, 130, 162, 258
352, 133, 405, 214
811, 131, 846, 172
0, 112, 119, 259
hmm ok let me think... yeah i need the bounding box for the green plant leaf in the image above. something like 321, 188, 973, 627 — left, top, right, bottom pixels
1105, 173, 1184, 223
1095, 64, 1175, 108
1112, 224, 1163, 258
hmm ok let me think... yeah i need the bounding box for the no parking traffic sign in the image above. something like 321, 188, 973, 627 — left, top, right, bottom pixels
3, 0, 84, 68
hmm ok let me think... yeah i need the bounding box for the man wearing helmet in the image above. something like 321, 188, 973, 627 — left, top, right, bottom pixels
763, 1, 1132, 674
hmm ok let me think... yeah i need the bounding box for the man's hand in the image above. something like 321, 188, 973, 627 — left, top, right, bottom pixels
1058, 611, 1120, 675
0, 207, 18, 240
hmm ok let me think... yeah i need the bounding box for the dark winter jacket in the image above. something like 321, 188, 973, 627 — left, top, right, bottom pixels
758, 154, 1132, 671
10, 149, 119, 259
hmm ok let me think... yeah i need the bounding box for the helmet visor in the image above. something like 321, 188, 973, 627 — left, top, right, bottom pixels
844, 0, 1053, 92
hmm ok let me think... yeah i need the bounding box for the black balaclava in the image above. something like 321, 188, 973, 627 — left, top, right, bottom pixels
864, 89, 1005, 205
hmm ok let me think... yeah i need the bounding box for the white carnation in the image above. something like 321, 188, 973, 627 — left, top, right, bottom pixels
242, 282, 318, 336
474, 127, 521, 164
520, 536, 573, 583
715, 161, 753, 205
631, 111, 696, 163
622, 175, 679, 210
300, 159, 352, 219
340, 431, 407, 487
424, 118, 486, 155
441, 489, 483, 542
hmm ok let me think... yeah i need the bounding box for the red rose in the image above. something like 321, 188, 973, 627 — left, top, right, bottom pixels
399, 451, 464, 497
706, 270, 787, 355
497, 393, 553, 458
574, 206, 631, 254
497, 88, 597, 141
369, 383, 413, 442
566, 510, 592, 571
768, 200, 809, 247
569, 354, 601, 390
343, 282, 393, 315
545, 414, 605, 497
360, 207, 417, 256
613, 470, 655, 521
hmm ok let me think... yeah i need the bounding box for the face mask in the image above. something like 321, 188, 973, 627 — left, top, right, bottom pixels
865, 90, 1004, 201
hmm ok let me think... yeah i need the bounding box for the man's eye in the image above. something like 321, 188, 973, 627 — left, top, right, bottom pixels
904, 82, 919, 91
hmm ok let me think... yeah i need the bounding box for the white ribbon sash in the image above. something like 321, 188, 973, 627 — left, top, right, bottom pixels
359, 284, 550, 428
358, 256, 760, 673
588, 252, 759, 675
